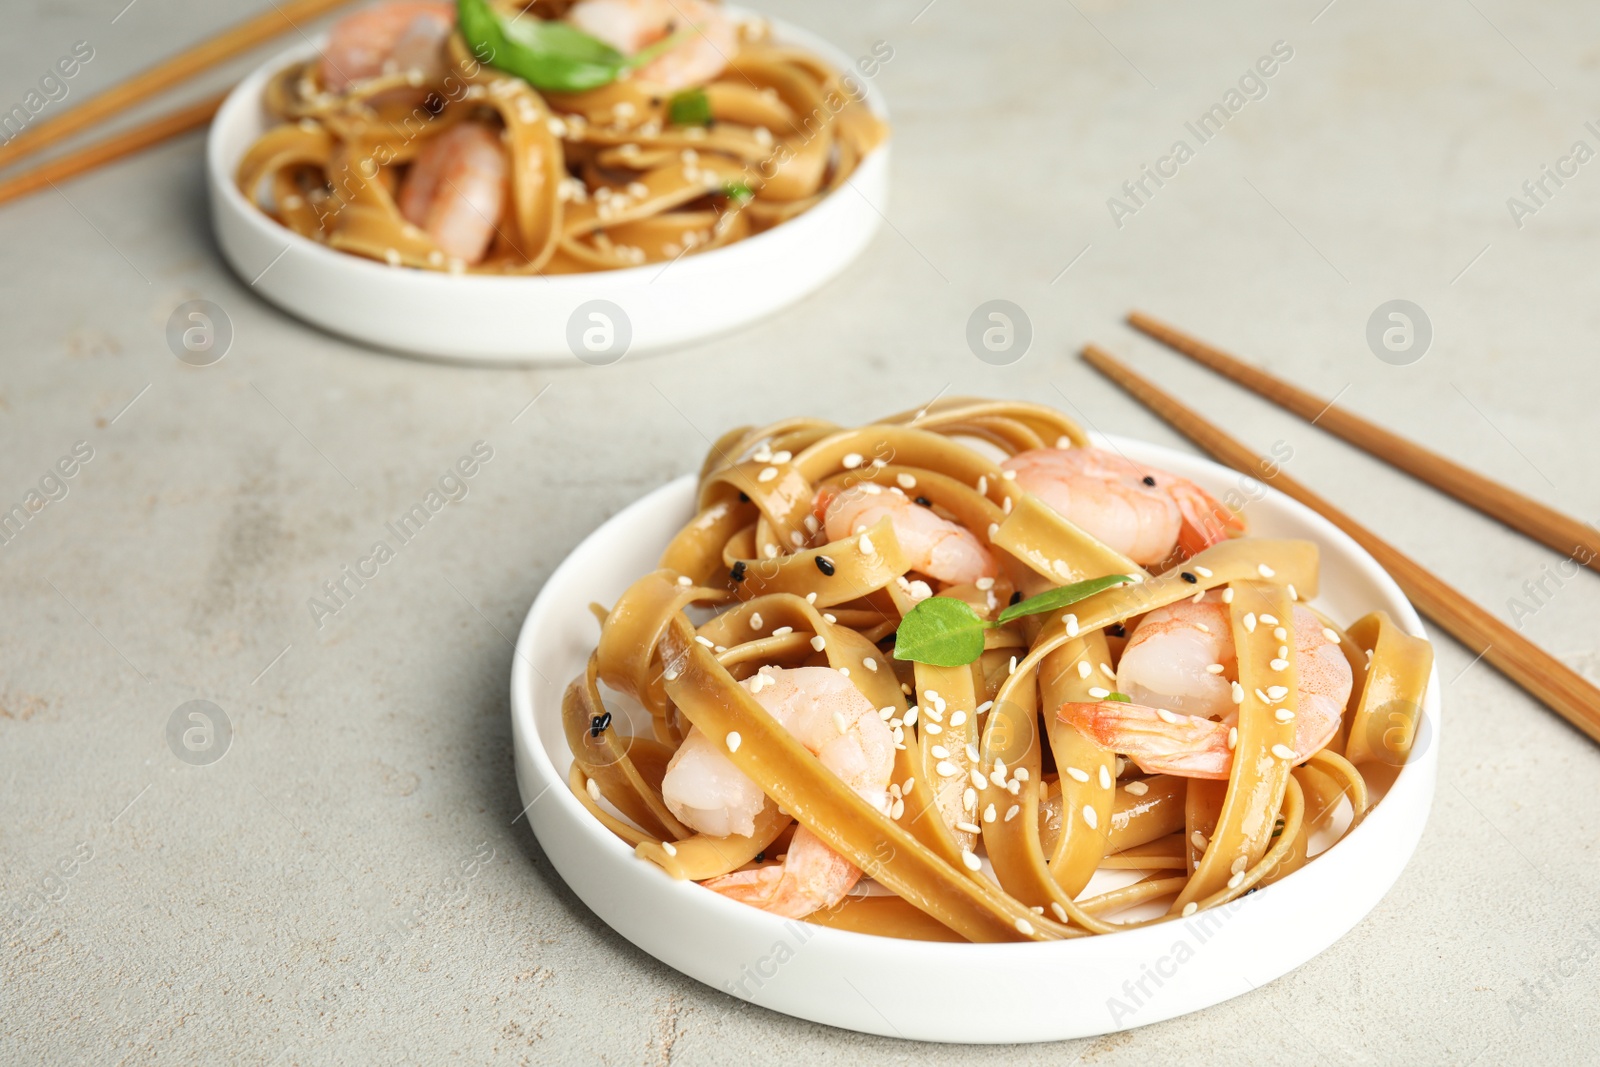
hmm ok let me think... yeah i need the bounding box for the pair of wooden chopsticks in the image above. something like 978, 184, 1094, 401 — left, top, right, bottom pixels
0, 0, 353, 210
1082, 313, 1600, 746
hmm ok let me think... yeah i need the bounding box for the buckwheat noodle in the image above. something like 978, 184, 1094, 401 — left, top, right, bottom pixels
235, 4, 885, 274
564, 399, 1434, 942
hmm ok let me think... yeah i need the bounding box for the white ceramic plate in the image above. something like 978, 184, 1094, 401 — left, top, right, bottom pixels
206, 12, 889, 364
509, 435, 1441, 1043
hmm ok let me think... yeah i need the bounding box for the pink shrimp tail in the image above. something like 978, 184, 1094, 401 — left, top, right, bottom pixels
1168, 480, 1246, 559
1058, 700, 1233, 780
701, 829, 863, 918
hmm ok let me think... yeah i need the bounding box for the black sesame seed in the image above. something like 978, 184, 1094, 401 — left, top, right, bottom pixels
730, 561, 747, 583
915, 496, 932, 507
588, 711, 612, 738
738, 491, 750, 503
1009, 591, 1023, 606
1142, 475, 1156, 487
650, 96, 663, 107
815, 555, 835, 576
1108, 623, 1127, 638
1181, 571, 1198, 584
754, 852, 765, 862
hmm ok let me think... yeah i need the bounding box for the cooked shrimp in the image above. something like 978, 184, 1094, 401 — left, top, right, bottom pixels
663, 666, 894, 918
397, 123, 507, 265
566, 0, 738, 89
821, 483, 996, 587
1001, 447, 1243, 566
1058, 598, 1352, 779
319, 0, 454, 92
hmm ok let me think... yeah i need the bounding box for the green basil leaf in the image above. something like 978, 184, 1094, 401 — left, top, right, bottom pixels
457, 0, 628, 93
723, 180, 754, 201
996, 574, 1135, 625
892, 596, 991, 667
667, 87, 712, 126
1105, 692, 1132, 703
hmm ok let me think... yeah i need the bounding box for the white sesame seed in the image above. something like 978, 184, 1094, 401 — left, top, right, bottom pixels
976, 475, 988, 495
957, 820, 982, 834
1271, 658, 1289, 671
811, 636, 827, 652
896, 473, 917, 489
1182, 902, 1198, 917
763, 544, 778, 559
1258, 563, 1276, 578
1088, 686, 1110, 699
842, 452, 863, 469
983, 803, 997, 823
1227, 870, 1245, 889
904, 707, 918, 726
833, 711, 848, 734
1231, 681, 1245, 705
863, 657, 878, 672
1191, 590, 1206, 604
1287, 584, 1298, 601
1156, 708, 1183, 724
1206, 663, 1225, 675
1243, 613, 1257, 633
838, 667, 849, 677
1277, 645, 1289, 660
962, 850, 982, 871
1077, 661, 1092, 679
858, 533, 875, 556
949, 710, 967, 727
1014, 768, 1030, 783
665, 669, 679, 681
1228, 726, 1238, 750
1066, 767, 1089, 783
1098, 765, 1112, 790
662, 841, 678, 856
1255, 687, 1271, 704
1274, 626, 1288, 642
936, 760, 958, 777
1008, 655, 1017, 675
891, 798, 905, 819
963, 787, 976, 811
725, 731, 742, 752
976, 701, 995, 714
1124, 780, 1148, 796
676, 575, 693, 586
1222, 588, 1235, 603
1015, 918, 1034, 936
931, 745, 950, 760
879, 706, 895, 720
694, 635, 714, 648
1051, 902, 1069, 922
757, 466, 778, 483
1082, 805, 1098, 829
1064, 614, 1080, 637
788, 531, 804, 547
970, 769, 988, 790
1005, 805, 1021, 822
750, 612, 764, 630
1322, 628, 1341, 644
1192, 831, 1209, 850
1261, 614, 1279, 626
989, 523, 1001, 540
1195, 623, 1210, 634
1272, 743, 1296, 760
1100, 663, 1116, 680
586, 777, 601, 801
772, 626, 793, 636
1275, 708, 1295, 723
1266, 685, 1289, 701
1194, 566, 1213, 578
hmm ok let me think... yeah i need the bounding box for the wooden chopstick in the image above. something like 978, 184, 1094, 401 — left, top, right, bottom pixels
0, 0, 350, 176
1081, 342, 1600, 747
1128, 310, 1600, 573
0, 92, 225, 210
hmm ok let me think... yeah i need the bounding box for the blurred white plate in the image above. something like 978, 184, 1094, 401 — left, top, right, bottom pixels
508, 435, 1440, 1043
207, 11, 889, 364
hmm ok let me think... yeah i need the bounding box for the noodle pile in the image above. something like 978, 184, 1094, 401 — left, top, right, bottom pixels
564, 400, 1434, 942
234, 7, 887, 274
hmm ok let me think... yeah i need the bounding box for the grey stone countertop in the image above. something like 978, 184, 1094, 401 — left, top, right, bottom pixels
3, 0, 1597, 1063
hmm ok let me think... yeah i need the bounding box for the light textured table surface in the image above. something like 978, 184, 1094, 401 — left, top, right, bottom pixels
4, 0, 1598, 1063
